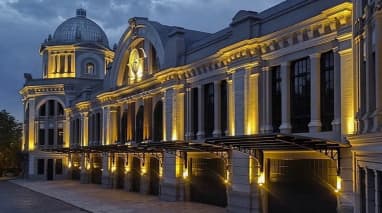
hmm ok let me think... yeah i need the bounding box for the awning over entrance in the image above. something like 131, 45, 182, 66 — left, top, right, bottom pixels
42, 141, 229, 154
205, 134, 351, 161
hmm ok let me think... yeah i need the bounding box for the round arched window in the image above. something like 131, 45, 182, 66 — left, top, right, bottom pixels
86, 63, 95, 74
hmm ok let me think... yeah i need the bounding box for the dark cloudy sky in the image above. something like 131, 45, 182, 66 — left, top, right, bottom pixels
0, 0, 283, 121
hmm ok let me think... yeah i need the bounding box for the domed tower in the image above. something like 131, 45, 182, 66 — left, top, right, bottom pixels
40, 8, 113, 79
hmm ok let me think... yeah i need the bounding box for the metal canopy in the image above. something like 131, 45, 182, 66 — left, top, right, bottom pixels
205, 134, 350, 160
42, 141, 229, 154
43, 134, 350, 161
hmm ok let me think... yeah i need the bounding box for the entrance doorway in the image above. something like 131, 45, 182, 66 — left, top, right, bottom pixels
131, 157, 141, 192
116, 157, 125, 189
149, 157, 160, 195
266, 159, 337, 213
190, 158, 227, 207
47, 159, 54, 180
91, 155, 102, 184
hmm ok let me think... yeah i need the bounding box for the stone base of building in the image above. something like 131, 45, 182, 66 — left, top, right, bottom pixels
227, 190, 261, 213
80, 172, 90, 184
337, 205, 354, 213
140, 175, 149, 194
160, 182, 178, 201
102, 175, 112, 188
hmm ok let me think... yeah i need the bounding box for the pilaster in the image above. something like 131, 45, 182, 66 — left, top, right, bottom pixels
213, 80, 222, 137
308, 53, 322, 132
279, 62, 292, 133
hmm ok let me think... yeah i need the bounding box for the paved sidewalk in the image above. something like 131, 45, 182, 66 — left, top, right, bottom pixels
11, 179, 226, 213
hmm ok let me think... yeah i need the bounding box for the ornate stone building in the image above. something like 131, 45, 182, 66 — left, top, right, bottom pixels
19, 0, 381, 212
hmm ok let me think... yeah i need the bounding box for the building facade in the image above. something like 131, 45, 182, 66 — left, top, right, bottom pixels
19, 1, 381, 212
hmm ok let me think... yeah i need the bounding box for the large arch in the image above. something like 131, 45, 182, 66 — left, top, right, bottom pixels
104, 18, 166, 89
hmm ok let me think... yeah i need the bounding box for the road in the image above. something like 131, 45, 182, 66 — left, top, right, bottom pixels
0, 180, 87, 213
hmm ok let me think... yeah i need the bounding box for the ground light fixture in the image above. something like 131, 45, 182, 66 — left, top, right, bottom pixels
335, 176, 342, 193
258, 172, 265, 186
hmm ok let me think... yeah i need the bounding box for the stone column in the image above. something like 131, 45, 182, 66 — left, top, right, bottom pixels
109, 107, 118, 144
140, 155, 150, 194
160, 152, 183, 201
196, 85, 205, 139
213, 80, 222, 137
375, 170, 380, 213
263, 67, 273, 133
373, 10, 382, 132
81, 112, 89, 146
279, 62, 292, 133
175, 89, 185, 140
124, 154, 132, 192
28, 98, 36, 152
339, 49, 355, 135
80, 153, 90, 184
332, 48, 341, 132
227, 78, 235, 136
228, 150, 261, 213
247, 73, 260, 135
308, 53, 322, 132
102, 152, 112, 188
102, 107, 110, 145
164, 89, 174, 141
337, 148, 354, 212
64, 55, 68, 73
233, 69, 247, 136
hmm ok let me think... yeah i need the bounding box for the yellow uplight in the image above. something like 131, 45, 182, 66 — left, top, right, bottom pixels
68, 161, 72, 169
183, 170, 188, 179
258, 172, 265, 186
335, 176, 342, 193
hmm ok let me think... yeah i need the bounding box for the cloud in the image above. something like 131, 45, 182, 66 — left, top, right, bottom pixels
0, 0, 282, 120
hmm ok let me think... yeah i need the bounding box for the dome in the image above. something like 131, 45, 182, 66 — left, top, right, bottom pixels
51, 9, 109, 48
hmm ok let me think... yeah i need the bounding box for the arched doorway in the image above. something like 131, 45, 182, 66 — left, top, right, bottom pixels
153, 101, 163, 142
131, 157, 141, 192
149, 157, 160, 195
190, 158, 227, 207
136, 106, 144, 143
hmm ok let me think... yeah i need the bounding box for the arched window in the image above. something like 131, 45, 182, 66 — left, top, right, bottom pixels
86, 63, 95, 74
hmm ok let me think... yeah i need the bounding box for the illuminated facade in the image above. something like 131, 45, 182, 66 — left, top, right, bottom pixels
20, 1, 382, 212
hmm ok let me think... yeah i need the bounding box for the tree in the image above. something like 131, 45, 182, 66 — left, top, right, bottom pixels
0, 110, 22, 176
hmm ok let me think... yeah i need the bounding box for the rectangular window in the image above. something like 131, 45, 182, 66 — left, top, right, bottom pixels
60, 55, 65, 73
57, 128, 63, 145
67, 55, 72, 73
320, 51, 334, 131
291, 57, 311, 133
37, 159, 44, 175
55, 159, 63, 175
48, 129, 54, 145
271, 66, 282, 132
204, 83, 214, 137
39, 129, 45, 145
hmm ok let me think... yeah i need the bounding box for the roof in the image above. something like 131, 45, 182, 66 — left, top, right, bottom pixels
45, 9, 109, 48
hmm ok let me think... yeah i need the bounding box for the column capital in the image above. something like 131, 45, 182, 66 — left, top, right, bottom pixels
261, 66, 270, 72
309, 52, 321, 59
